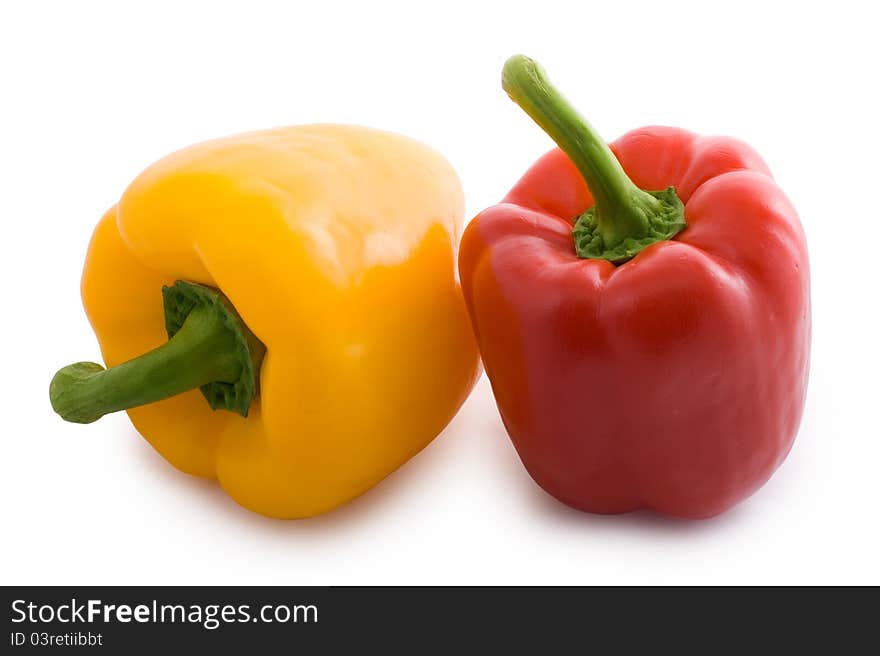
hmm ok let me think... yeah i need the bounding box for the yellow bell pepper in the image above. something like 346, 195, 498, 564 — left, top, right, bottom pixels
50, 124, 480, 518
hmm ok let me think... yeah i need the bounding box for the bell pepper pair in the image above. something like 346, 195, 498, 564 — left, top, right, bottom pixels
52, 57, 810, 520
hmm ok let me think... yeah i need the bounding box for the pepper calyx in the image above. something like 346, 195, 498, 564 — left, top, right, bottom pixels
573, 186, 686, 263
162, 280, 265, 417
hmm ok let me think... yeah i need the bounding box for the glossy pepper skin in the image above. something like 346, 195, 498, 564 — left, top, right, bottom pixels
54, 124, 480, 518
459, 57, 810, 518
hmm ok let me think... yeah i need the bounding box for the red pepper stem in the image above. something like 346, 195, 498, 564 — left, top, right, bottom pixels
501, 55, 686, 262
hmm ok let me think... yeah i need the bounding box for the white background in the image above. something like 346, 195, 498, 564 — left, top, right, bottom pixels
1, 0, 877, 585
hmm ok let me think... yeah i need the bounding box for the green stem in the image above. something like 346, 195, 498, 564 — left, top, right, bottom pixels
50, 281, 263, 424
501, 55, 686, 263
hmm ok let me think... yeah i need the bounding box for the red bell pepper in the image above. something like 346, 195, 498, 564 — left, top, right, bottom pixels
459, 56, 811, 518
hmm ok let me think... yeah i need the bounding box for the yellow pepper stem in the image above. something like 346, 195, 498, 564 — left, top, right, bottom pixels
50, 281, 264, 424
